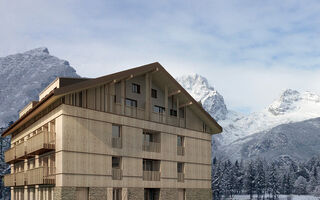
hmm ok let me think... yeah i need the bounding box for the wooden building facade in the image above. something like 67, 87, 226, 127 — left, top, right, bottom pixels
2, 62, 222, 200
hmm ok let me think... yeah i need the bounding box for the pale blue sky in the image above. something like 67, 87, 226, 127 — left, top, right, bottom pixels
1, 0, 320, 113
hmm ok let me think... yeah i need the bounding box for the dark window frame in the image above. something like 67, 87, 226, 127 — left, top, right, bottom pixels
132, 83, 141, 94
125, 98, 138, 107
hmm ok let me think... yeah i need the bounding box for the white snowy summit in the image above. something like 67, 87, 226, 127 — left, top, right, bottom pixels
176, 74, 227, 121
0, 47, 79, 127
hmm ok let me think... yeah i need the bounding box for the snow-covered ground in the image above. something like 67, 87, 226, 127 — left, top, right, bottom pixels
230, 195, 320, 200
228, 195, 320, 200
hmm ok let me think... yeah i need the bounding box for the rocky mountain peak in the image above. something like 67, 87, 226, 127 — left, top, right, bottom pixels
24, 47, 49, 55
0, 47, 79, 127
268, 89, 301, 115
176, 74, 228, 121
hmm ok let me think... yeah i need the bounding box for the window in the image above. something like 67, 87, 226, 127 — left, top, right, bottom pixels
177, 162, 184, 173
132, 83, 140, 94
143, 132, 155, 143
177, 136, 184, 147
170, 109, 177, 116
125, 98, 137, 107
153, 105, 165, 113
113, 188, 122, 200
112, 157, 121, 169
112, 125, 121, 138
151, 89, 157, 98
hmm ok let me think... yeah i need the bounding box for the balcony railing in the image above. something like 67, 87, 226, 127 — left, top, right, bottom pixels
4, 173, 15, 187
178, 173, 185, 182
167, 115, 179, 126
142, 141, 161, 153
151, 112, 166, 124
26, 130, 55, 155
112, 168, 122, 180
27, 167, 55, 185
15, 172, 26, 186
125, 106, 145, 119
15, 142, 26, 160
143, 171, 160, 181
4, 148, 15, 163
177, 146, 185, 156
112, 137, 122, 148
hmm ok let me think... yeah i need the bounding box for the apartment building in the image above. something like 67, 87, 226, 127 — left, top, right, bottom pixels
2, 62, 222, 200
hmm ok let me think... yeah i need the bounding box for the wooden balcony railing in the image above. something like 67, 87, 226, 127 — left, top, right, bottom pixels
27, 167, 55, 185
4, 173, 15, 187
4, 148, 15, 163
15, 142, 26, 160
177, 146, 185, 156
15, 172, 26, 186
167, 116, 179, 126
112, 168, 122, 180
178, 173, 184, 182
143, 171, 160, 181
151, 112, 166, 124
125, 106, 145, 119
143, 141, 161, 153
26, 130, 55, 155
112, 137, 122, 149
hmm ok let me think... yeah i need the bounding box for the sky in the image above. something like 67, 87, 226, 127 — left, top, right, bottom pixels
1, 0, 320, 113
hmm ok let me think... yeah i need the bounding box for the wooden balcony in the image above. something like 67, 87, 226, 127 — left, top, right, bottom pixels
15, 142, 26, 160
15, 172, 26, 186
178, 173, 184, 182
143, 171, 160, 181
167, 115, 179, 126
143, 141, 161, 153
4, 148, 15, 163
27, 167, 55, 185
26, 130, 55, 155
125, 106, 145, 119
112, 168, 122, 180
177, 146, 185, 156
4, 173, 15, 187
112, 137, 122, 148
151, 112, 166, 123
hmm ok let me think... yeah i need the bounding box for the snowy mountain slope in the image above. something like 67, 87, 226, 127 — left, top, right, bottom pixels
177, 75, 320, 160
218, 89, 320, 145
0, 47, 79, 127
176, 74, 228, 121
219, 117, 320, 161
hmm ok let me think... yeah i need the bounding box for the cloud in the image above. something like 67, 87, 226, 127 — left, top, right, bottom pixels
1, 0, 320, 113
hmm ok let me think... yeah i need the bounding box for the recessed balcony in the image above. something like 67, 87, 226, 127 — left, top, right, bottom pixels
4, 148, 15, 163
178, 173, 184, 182
142, 141, 161, 153
143, 171, 160, 181
26, 130, 55, 155
27, 167, 55, 185
112, 168, 122, 180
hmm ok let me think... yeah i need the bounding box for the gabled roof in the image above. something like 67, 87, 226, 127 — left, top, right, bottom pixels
2, 62, 222, 137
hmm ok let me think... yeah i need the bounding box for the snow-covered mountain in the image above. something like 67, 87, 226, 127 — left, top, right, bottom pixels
221, 117, 320, 161
177, 74, 320, 161
0, 47, 79, 127
176, 74, 228, 121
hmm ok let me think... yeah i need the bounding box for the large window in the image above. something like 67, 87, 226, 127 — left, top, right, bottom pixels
177, 162, 184, 173
132, 83, 141, 94
125, 98, 137, 107
112, 125, 121, 138
113, 188, 122, 200
112, 125, 122, 148
177, 136, 184, 147
153, 105, 165, 113
143, 159, 160, 171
